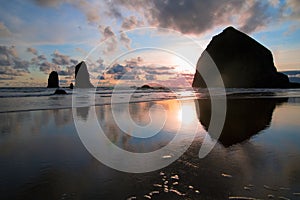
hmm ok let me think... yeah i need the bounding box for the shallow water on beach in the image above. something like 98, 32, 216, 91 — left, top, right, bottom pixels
0, 94, 300, 199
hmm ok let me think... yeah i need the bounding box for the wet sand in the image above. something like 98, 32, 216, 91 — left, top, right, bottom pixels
0, 98, 300, 200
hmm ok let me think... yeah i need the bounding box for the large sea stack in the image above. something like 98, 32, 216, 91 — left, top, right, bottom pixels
192, 26, 299, 88
75, 61, 94, 88
47, 71, 59, 88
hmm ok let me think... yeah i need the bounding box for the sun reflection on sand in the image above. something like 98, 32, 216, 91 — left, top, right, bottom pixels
177, 103, 198, 126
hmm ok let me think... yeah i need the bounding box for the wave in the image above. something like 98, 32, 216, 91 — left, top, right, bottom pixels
0, 87, 300, 113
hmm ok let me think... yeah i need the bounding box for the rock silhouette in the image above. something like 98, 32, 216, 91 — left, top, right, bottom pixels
192, 26, 299, 88
75, 61, 94, 88
196, 97, 288, 147
47, 71, 59, 88
54, 88, 67, 95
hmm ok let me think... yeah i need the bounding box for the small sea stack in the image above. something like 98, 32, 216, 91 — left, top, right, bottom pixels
47, 71, 59, 88
75, 61, 94, 88
54, 88, 67, 95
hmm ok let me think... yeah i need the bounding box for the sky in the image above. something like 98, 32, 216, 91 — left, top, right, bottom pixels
0, 0, 300, 87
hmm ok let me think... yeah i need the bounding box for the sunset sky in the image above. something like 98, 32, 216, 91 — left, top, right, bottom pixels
0, 0, 300, 87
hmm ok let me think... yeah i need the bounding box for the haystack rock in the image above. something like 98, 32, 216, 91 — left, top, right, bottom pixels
47, 71, 59, 88
75, 61, 94, 88
192, 26, 299, 88
196, 98, 287, 147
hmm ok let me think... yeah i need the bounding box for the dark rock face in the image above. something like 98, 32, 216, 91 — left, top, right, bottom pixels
75, 61, 94, 88
140, 84, 152, 89
47, 71, 59, 88
192, 26, 296, 88
54, 88, 67, 95
196, 97, 287, 147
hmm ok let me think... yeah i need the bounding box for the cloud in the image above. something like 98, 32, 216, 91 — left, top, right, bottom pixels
31, 0, 64, 7
51, 50, 72, 65
31, 50, 77, 75
121, 16, 143, 30
285, 0, 300, 21
0, 66, 25, 76
30, 54, 46, 65
106, 64, 127, 74
143, 65, 176, 75
89, 58, 106, 73
99, 26, 118, 54
59, 79, 68, 84
147, 0, 267, 34
0, 22, 12, 37
73, 0, 101, 24
145, 74, 156, 80
29, 0, 300, 38
109, 0, 290, 34
32, 0, 101, 23
0, 65, 28, 81
39, 61, 60, 73
105, 1, 123, 19
120, 32, 131, 49
124, 56, 143, 66
239, 1, 272, 33
114, 74, 136, 80
102, 26, 115, 39
27, 47, 38, 55
58, 64, 75, 76
97, 75, 105, 80
0, 45, 30, 72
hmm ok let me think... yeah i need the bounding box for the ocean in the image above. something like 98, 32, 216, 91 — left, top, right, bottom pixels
1, 87, 300, 112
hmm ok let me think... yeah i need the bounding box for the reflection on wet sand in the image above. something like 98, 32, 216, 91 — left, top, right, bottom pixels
76, 106, 90, 121
196, 97, 288, 147
1, 98, 300, 199
92, 100, 198, 153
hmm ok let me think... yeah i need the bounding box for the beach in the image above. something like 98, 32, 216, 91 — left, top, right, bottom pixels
0, 89, 300, 200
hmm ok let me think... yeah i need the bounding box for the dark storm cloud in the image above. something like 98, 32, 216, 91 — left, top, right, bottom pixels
147, 0, 269, 34
31, 0, 297, 37
112, 0, 278, 34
